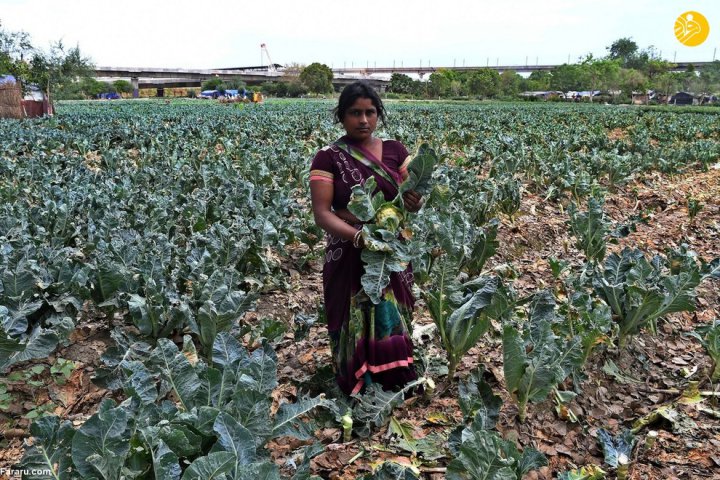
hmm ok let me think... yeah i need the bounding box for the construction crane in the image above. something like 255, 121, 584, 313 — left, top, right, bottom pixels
260, 43, 276, 73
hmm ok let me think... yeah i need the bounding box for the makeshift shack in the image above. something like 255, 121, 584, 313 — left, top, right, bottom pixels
670, 92, 694, 106
0, 76, 53, 119
0, 75, 24, 119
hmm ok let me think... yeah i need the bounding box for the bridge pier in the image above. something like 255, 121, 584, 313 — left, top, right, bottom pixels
131, 76, 139, 98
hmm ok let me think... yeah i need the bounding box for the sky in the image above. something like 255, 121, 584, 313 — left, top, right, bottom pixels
1, 0, 719, 70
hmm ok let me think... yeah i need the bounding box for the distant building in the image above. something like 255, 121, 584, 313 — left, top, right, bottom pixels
698, 94, 718, 105
632, 90, 655, 105
520, 90, 565, 100
670, 91, 694, 106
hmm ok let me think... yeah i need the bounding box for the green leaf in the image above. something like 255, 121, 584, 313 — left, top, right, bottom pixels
502, 325, 526, 394
399, 143, 438, 197
292, 443, 325, 480
652, 271, 700, 318
237, 345, 278, 395
503, 292, 584, 422
446, 427, 518, 480
568, 196, 608, 263
237, 462, 282, 480
1, 266, 37, 302
516, 447, 548, 477
159, 424, 203, 458
0, 324, 61, 371
272, 394, 333, 440
230, 387, 272, 441
360, 250, 408, 305
213, 412, 257, 474
352, 380, 423, 437
348, 177, 378, 222
458, 366, 502, 428
123, 360, 158, 404
71, 399, 130, 480
19, 416, 75, 480
181, 451, 235, 480
465, 219, 500, 276
152, 440, 182, 480
149, 338, 202, 410
92, 262, 130, 306
557, 465, 606, 480
688, 320, 720, 381
446, 276, 497, 358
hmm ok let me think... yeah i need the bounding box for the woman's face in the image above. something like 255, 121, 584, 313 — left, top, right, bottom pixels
341, 97, 378, 142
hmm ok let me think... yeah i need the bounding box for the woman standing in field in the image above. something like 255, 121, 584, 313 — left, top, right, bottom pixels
309, 81, 423, 395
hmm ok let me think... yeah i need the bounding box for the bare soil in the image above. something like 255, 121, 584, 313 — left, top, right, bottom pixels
1, 167, 719, 479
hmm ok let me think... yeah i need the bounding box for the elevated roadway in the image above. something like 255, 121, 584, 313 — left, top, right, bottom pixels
94, 66, 389, 97
95, 60, 715, 97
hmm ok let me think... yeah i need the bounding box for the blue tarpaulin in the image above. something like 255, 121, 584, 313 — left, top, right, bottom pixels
0, 75, 17, 85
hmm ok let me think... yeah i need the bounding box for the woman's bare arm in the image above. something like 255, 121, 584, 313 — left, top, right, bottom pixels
333, 208, 362, 225
310, 182, 363, 243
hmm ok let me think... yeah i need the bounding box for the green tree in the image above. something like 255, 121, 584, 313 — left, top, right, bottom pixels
549, 64, 584, 91
0, 20, 34, 84
389, 73, 414, 94
299, 62, 333, 94
466, 69, 500, 98
651, 72, 679, 102
427, 70, 452, 97
113, 79, 132, 94
499, 70, 522, 97
581, 56, 620, 102
607, 37, 639, 67
619, 68, 648, 103
27, 41, 95, 100
225, 77, 246, 90
201, 77, 227, 92
81, 77, 109, 97
644, 59, 673, 80
694, 61, 720, 103
523, 71, 551, 91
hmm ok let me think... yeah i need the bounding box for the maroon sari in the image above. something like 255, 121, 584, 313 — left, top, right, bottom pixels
310, 136, 417, 395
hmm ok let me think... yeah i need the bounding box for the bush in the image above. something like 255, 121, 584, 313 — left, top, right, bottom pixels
201, 78, 226, 92
187, 89, 197, 98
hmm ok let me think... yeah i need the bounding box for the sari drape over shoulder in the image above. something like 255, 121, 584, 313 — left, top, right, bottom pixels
310, 136, 417, 395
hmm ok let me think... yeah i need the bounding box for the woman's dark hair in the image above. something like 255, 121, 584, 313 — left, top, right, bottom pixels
333, 81, 386, 125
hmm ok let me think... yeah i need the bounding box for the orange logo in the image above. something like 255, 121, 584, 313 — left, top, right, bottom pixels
674, 11, 710, 46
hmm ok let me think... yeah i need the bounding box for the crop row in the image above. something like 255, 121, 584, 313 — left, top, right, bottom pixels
1, 100, 719, 479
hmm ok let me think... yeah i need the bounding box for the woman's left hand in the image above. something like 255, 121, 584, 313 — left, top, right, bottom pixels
402, 190, 423, 213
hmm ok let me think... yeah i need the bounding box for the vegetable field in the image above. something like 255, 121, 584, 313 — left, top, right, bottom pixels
1, 100, 719, 479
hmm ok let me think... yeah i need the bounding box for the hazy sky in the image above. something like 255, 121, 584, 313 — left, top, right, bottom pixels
1, 0, 718, 69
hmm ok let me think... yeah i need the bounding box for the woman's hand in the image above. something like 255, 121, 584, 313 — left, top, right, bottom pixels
402, 190, 423, 213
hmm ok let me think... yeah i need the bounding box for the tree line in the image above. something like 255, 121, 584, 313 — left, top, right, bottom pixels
387, 38, 720, 103
5, 24, 719, 103
0, 20, 134, 99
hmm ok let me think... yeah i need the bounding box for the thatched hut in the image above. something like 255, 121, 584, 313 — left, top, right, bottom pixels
0, 76, 24, 119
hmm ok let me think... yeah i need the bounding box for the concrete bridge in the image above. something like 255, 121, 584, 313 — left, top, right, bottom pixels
93, 66, 389, 97
95, 60, 716, 97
